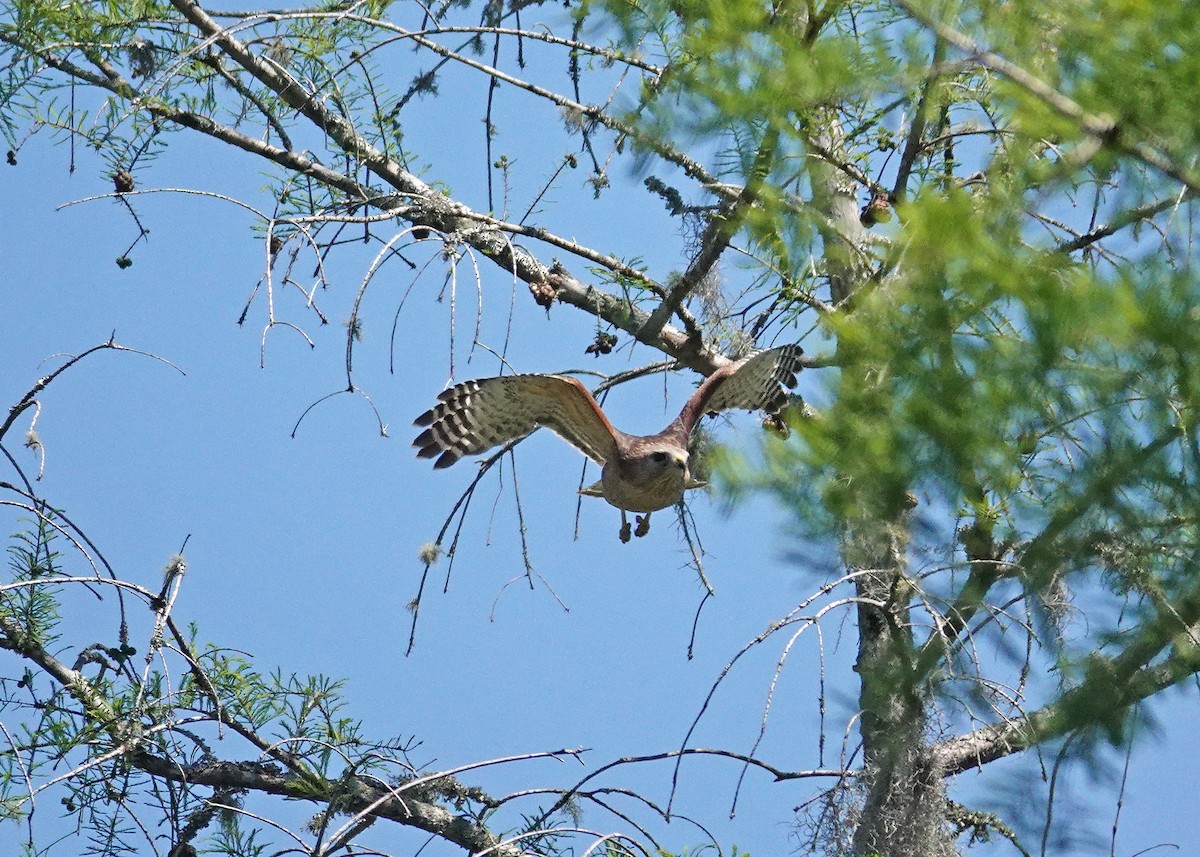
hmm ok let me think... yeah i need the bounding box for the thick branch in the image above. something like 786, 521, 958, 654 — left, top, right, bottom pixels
891, 36, 947, 203
0, 612, 119, 729
0, 606, 524, 857
804, 112, 873, 306
1054, 190, 1193, 254
168, 0, 433, 198
0, 17, 747, 376
131, 753, 523, 857
895, 0, 1200, 195
165, 1, 793, 373
934, 624, 1200, 775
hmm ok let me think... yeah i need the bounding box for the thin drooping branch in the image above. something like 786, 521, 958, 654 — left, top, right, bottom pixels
350, 16, 723, 189
0, 27, 737, 376
1, 337, 184, 445
2, 341, 122, 443
528, 747, 849, 827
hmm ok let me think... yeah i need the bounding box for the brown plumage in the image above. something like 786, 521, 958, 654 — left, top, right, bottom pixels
414, 344, 804, 540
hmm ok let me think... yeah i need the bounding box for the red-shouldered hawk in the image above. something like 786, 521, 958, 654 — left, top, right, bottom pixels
414, 344, 804, 541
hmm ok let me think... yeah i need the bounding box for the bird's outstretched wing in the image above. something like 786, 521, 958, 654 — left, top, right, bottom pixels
414, 374, 622, 469
677, 343, 804, 434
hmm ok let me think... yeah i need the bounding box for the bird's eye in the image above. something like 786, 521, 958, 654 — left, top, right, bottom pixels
652, 451, 669, 463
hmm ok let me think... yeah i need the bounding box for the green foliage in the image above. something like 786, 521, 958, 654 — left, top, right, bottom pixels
725, 180, 1200, 637
210, 823, 270, 857
655, 845, 750, 857
0, 550, 436, 849
0, 0, 417, 219
671, 3, 1200, 782
987, 0, 1200, 153
2, 514, 62, 648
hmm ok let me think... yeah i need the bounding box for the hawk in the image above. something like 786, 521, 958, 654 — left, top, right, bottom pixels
414, 344, 804, 541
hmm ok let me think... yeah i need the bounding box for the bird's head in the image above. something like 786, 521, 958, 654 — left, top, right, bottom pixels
629, 446, 690, 487
598, 442, 695, 513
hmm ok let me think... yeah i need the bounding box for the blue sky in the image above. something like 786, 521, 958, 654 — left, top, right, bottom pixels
2, 8, 1199, 856
2, 120, 852, 857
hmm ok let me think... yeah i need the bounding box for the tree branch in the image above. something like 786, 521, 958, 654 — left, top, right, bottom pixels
933, 606, 1200, 775
894, 0, 1200, 195
0, 598, 527, 857
638, 127, 780, 342
891, 36, 947, 203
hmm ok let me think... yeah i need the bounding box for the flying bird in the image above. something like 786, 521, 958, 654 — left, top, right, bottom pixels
413, 344, 804, 541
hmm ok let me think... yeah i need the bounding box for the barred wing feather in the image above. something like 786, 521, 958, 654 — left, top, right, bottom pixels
413, 374, 621, 469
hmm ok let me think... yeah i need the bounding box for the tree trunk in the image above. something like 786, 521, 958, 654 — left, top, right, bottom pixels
805, 112, 957, 857
845, 523, 956, 857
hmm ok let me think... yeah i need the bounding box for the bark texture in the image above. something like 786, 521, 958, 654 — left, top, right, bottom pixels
805, 110, 957, 856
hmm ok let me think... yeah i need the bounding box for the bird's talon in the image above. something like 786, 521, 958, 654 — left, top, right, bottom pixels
635, 515, 650, 537
619, 522, 632, 543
